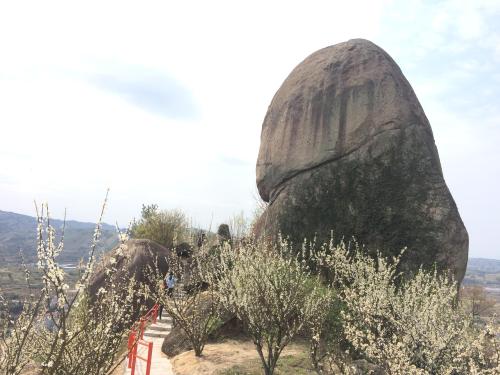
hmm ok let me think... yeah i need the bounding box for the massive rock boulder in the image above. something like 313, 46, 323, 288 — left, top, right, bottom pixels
255, 39, 468, 281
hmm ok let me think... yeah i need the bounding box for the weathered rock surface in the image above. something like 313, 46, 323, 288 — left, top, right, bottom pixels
217, 224, 231, 243
255, 39, 468, 281
89, 239, 171, 319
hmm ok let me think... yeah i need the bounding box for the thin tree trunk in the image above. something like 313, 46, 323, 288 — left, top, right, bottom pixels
255, 344, 272, 375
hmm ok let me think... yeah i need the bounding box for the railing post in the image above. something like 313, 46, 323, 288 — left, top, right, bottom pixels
140, 318, 145, 339
130, 340, 138, 375
127, 331, 135, 368
128, 304, 160, 375
145, 341, 153, 375
153, 304, 158, 324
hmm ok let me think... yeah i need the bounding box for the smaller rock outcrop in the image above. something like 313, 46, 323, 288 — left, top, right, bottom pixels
89, 239, 171, 301
217, 224, 232, 244
175, 242, 193, 258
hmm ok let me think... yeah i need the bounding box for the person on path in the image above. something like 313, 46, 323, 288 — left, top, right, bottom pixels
166, 273, 176, 297
158, 272, 175, 319
158, 302, 164, 320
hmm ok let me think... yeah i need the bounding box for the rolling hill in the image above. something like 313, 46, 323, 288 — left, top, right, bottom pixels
0, 210, 118, 265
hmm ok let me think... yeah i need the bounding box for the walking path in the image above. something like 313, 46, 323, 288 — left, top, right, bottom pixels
124, 315, 174, 375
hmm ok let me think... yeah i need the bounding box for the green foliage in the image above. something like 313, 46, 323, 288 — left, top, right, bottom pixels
130, 204, 190, 248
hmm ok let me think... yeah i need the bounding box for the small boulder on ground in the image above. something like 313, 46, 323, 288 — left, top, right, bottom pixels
175, 242, 193, 258
217, 224, 232, 244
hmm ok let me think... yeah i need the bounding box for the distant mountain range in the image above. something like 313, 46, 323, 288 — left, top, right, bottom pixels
0, 210, 118, 265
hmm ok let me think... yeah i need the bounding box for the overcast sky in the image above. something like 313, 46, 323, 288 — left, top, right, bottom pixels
0, 0, 499, 259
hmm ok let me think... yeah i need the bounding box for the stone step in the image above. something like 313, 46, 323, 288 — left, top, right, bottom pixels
148, 325, 171, 332
143, 332, 170, 338
157, 317, 172, 323
153, 320, 172, 326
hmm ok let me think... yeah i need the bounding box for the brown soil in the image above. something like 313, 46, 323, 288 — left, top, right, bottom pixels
171, 339, 312, 375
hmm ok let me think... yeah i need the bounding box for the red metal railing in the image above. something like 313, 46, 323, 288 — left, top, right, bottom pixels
127, 304, 159, 375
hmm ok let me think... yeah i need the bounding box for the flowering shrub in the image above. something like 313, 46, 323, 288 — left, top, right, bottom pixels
0, 284, 41, 374
0, 197, 138, 375
314, 239, 500, 375
209, 239, 330, 375
145, 241, 220, 357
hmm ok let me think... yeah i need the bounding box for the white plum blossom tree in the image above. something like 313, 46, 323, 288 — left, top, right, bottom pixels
314, 239, 500, 375
210, 239, 330, 375
0, 196, 139, 375
145, 241, 220, 357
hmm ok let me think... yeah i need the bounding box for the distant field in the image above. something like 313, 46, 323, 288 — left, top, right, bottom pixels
463, 258, 500, 320
467, 274, 500, 287
0, 264, 81, 314
464, 258, 500, 290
